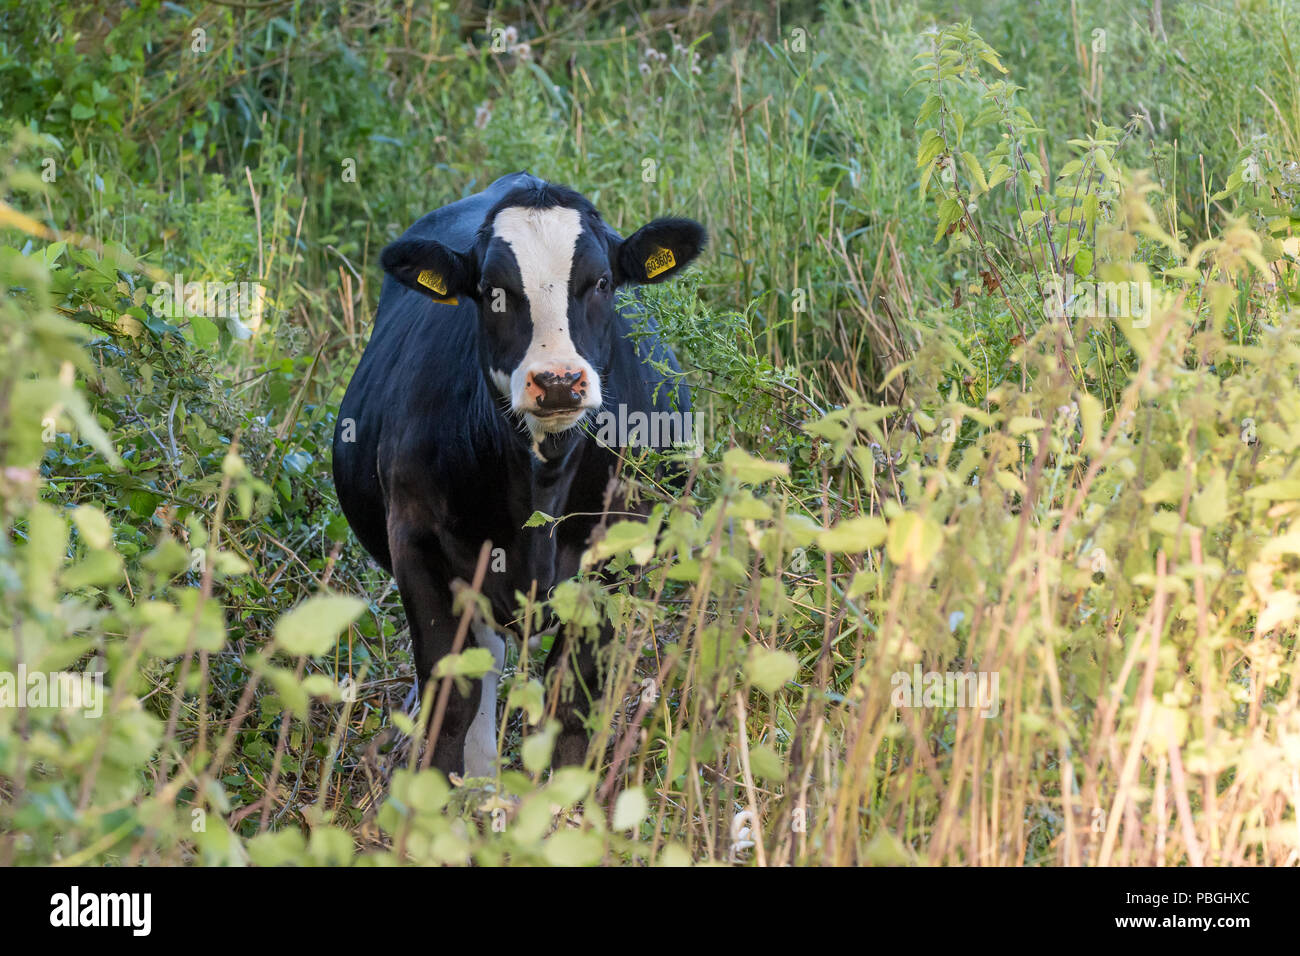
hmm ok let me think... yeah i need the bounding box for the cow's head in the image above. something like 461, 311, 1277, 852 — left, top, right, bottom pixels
381, 183, 706, 438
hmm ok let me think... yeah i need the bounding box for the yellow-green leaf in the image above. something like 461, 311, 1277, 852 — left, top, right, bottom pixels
274, 594, 366, 657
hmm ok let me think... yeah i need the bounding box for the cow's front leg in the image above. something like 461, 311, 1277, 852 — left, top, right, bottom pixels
543, 619, 611, 767
464, 621, 506, 777
388, 522, 479, 776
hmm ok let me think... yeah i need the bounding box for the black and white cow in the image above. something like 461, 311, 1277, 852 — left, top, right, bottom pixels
333, 172, 706, 776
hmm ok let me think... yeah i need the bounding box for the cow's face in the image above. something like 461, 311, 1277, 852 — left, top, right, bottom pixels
381, 185, 706, 438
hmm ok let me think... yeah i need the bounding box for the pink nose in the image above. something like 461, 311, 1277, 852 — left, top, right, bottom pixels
526, 368, 588, 410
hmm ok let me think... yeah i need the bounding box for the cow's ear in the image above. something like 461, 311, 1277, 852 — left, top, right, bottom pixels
614, 217, 707, 285
380, 238, 477, 304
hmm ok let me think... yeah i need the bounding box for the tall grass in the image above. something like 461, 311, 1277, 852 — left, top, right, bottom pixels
1, 0, 1298, 865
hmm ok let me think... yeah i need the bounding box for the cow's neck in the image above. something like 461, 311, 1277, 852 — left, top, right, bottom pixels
494, 415, 587, 596
519, 427, 584, 513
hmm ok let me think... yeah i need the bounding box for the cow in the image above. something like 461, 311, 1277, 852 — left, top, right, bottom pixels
332, 171, 706, 778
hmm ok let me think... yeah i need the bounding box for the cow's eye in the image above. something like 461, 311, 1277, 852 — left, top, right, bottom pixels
595, 275, 610, 293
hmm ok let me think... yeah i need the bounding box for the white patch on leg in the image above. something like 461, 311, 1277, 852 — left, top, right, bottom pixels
464, 621, 506, 778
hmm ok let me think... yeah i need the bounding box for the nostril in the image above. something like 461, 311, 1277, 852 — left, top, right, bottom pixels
530, 368, 587, 410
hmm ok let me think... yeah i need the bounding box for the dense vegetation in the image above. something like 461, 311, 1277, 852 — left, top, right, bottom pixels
2, 0, 1299, 865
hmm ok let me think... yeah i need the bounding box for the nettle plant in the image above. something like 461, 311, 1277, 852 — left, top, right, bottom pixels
784, 192, 1300, 864
801, 25, 1300, 864
1213, 132, 1300, 295
912, 23, 1160, 339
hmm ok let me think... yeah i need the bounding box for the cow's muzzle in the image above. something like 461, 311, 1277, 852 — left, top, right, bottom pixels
527, 368, 589, 412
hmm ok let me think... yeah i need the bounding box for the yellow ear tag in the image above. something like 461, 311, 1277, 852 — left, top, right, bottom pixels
644, 247, 676, 279
416, 269, 448, 295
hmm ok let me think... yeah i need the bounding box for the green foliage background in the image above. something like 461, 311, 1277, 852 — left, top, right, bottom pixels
1, 0, 1299, 865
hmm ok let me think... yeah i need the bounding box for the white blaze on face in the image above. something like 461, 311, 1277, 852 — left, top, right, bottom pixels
491, 205, 602, 434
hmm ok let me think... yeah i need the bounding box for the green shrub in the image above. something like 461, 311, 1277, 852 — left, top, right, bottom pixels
1, 1, 1297, 866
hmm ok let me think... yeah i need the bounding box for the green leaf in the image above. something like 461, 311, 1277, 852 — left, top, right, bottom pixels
507, 678, 546, 725
308, 826, 355, 866
886, 513, 943, 575
746, 647, 798, 694
1072, 247, 1094, 276
433, 647, 496, 680
128, 490, 159, 518
246, 830, 307, 867
522, 720, 560, 774
1141, 470, 1186, 505
71, 505, 113, 550
1008, 416, 1046, 436
1245, 479, 1300, 501
748, 744, 784, 782
550, 579, 601, 628
612, 788, 649, 830
818, 516, 886, 553
588, 519, 654, 563
1079, 393, 1104, 452
1191, 471, 1229, 528
189, 315, 218, 348
274, 594, 366, 656
934, 197, 964, 242
62, 549, 122, 589
259, 664, 309, 715
916, 128, 945, 168
1093, 149, 1118, 183
543, 829, 604, 866
392, 768, 450, 813
1019, 209, 1046, 230
325, 513, 352, 543
722, 448, 789, 484
23, 503, 68, 611
547, 767, 595, 806
961, 150, 988, 195
301, 675, 341, 699
864, 829, 913, 865
987, 163, 1013, 188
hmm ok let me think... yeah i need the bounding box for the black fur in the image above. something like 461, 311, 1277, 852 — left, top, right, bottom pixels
332, 171, 705, 774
